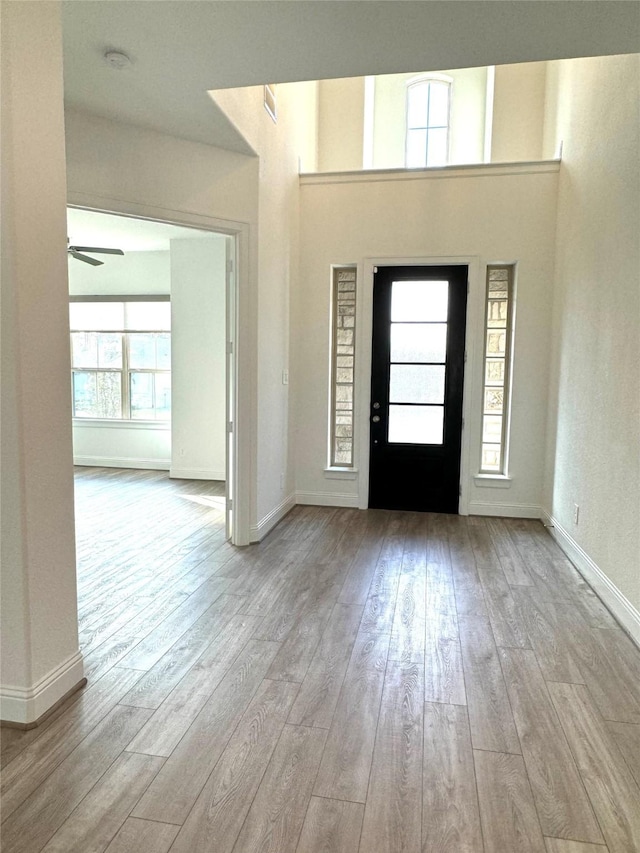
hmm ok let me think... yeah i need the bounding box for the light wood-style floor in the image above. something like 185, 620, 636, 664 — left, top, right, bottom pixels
2, 468, 640, 853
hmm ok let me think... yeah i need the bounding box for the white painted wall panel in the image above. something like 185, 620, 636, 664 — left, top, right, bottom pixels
543, 54, 640, 614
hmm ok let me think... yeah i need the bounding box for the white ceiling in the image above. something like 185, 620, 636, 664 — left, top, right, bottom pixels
62, 1, 639, 152
67, 208, 219, 252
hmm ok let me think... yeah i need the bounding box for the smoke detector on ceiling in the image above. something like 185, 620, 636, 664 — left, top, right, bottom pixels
104, 50, 132, 70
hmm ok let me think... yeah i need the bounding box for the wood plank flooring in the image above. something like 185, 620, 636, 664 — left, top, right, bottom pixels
2, 468, 640, 853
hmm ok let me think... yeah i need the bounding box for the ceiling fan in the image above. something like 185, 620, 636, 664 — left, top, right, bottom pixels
67, 242, 124, 266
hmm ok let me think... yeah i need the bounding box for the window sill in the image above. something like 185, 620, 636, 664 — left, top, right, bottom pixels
324, 467, 358, 480
474, 474, 512, 489
72, 419, 170, 431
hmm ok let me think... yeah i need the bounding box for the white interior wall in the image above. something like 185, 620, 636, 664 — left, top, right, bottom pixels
314, 64, 553, 173
295, 165, 559, 513
67, 250, 171, 296
491, 62, 548, 162
170, 237, 227, 480
211, 81, 320, 537
1, 1, 82, 724
542, 54, 640, 629
318, 77, 365, 172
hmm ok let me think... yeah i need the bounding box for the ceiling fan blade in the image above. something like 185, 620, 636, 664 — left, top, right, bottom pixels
70, 251, 104, 266
68, 246, 124, 255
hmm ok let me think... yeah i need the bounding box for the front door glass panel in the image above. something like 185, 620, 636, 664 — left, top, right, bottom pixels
388, 279, 449, 445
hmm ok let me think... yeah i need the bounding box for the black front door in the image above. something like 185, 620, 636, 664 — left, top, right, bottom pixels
368, 265, 468, 513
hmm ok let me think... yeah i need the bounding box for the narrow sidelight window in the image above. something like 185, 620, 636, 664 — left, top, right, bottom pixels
480, 265, 515, 473
330, 267, 357, 467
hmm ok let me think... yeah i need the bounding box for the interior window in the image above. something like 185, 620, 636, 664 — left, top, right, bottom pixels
405, 79, 451, 168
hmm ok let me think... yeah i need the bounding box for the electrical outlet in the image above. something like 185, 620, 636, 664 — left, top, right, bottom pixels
280, 472, 285, 491
573, 503, 580, 525
282, 369, 289, 385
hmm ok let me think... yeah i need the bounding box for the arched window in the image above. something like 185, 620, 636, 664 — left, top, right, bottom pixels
405, 77, 451, 168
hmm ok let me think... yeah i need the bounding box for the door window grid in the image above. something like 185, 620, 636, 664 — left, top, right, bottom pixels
330, 268, 356, 467
480, 265, 514, 473
70, 300, 171, 421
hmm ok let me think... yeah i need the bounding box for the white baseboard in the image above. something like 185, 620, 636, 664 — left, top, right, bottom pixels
541, 511, 640, 646
169, 467, 225, 481
295, 490, 360, 509
74, 456, 169, 471
467, 501, 542, 519
0, 651, 85, 725
250, 493, 296, 543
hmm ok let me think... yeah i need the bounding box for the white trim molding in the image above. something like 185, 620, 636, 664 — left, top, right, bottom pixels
324, 467, 359, 480
74, 455, 170, 471
467, 501, 541, 518
473, 474, 513, 489
72, 419, 170, 431
300, 160, 561, 187
542, 511, 640, 647
169, 467, 225, 481
0, 651, 85, 726
296, 490, 360, 509
250, 493, 296, 543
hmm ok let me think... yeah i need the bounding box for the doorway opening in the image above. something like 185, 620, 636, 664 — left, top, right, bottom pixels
368, 264, 468, 513
67, 206, 239, 541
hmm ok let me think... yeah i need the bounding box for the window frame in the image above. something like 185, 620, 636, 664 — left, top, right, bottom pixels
69, 295, 171, 423
479, 264, 516, 475
405, 74, 453, 169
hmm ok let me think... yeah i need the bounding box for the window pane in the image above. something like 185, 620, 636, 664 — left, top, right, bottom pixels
156, 334, 171, 369
71, 332, 98, 368
482, 445, 502, 472
73, 371, 121, 418
391, 280, 448, 322
388, 405, 443, 444
407, 83, 429, 129
483, 415, 503, 443
484, 388, 504, 414
155, 374, 171, 420
426, 127, 448, 167
389, 364, 445, 404
130, 372, 155, 419
486, 330, 506, 357
72, 372, 97, 416
485, 359, 505, 385
390, 323, 447, 363
129, 334, 156, 369
69, 302, 124, 331
125, 302, 170, 331
97, 333, 122, 368
487, 299, 508, 328
406, 128, 427, 168
427, 82, 449, 127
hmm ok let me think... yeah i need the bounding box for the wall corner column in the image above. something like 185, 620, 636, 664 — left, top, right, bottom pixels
1, 1, 84, 725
